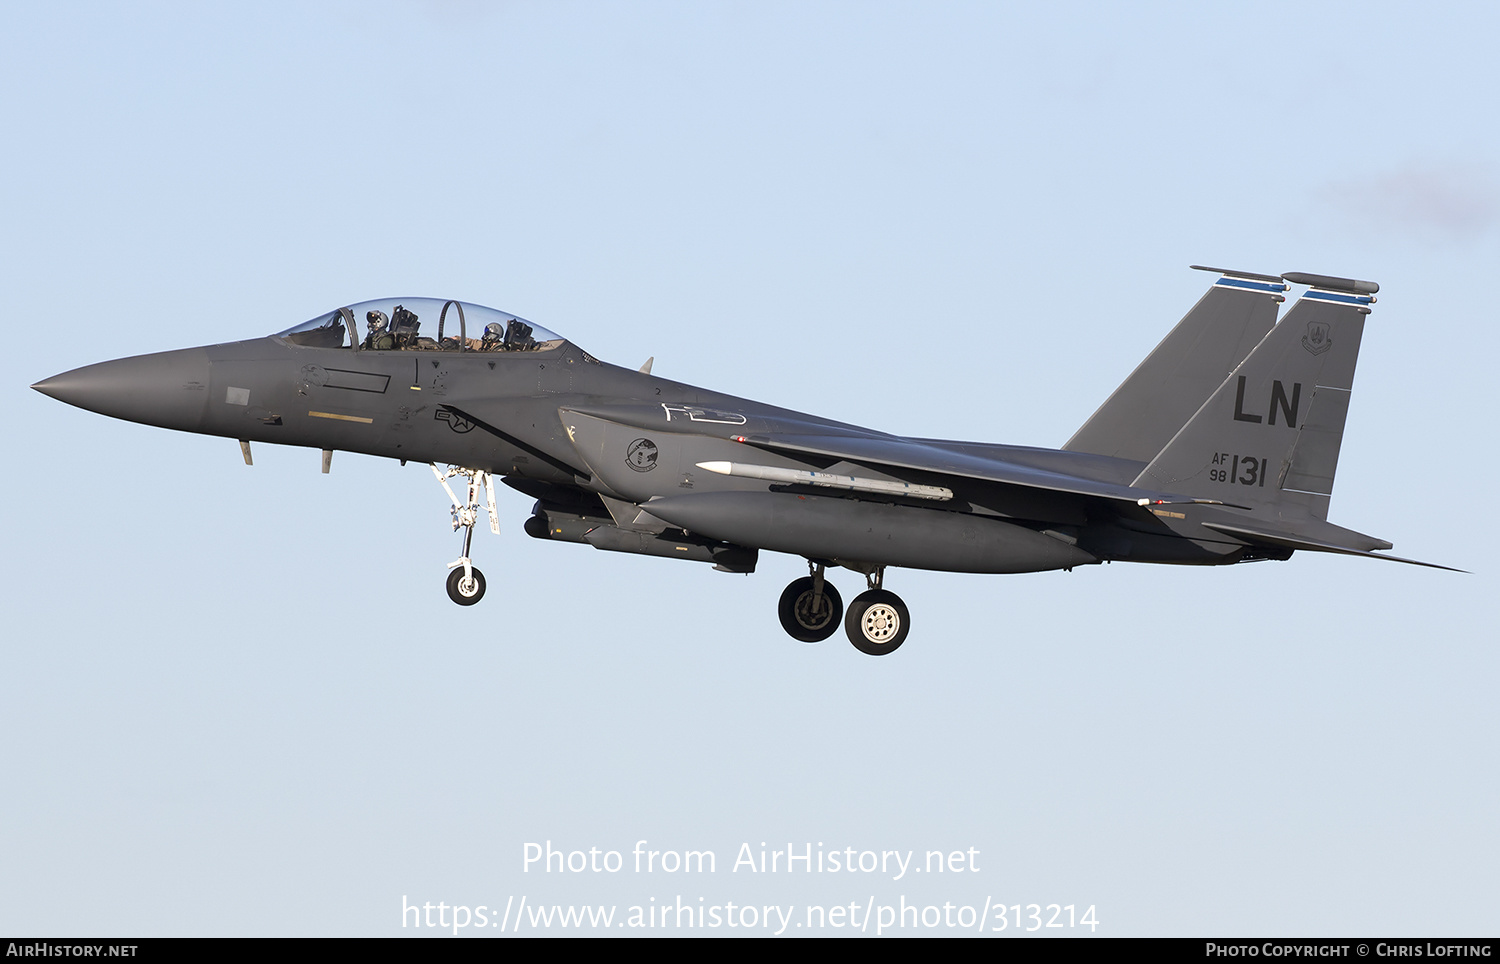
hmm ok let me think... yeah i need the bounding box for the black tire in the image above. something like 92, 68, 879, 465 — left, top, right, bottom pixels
844, 589, 909, 655
446, 566, 486, 605
777, 577, 844, 642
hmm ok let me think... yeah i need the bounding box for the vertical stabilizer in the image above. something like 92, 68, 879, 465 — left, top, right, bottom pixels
1064, 266, 1286, 461
1133, 273, 1378, 520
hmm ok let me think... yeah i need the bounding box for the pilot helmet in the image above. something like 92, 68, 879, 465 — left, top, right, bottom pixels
366, 310, 389, 332
483, 322, 504, 340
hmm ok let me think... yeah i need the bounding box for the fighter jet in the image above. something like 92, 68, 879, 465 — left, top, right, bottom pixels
31, 266, 1450, 655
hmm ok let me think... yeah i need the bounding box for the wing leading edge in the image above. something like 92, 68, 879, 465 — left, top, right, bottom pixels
731, 431, 1174, 507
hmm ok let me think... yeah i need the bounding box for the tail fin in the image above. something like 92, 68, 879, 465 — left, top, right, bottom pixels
1134, 272, 1378, 520
1064, 266, 1286, 462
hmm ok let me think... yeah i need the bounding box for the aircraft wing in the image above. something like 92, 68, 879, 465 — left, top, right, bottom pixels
729, 431, 1174, 506
734, 432, 1460, 568
548, 400, 1175, 506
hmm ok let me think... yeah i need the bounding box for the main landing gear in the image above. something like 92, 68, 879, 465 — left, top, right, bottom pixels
777, 564, 843, 642
432, 464, 500, 606
777, 563, 909, 655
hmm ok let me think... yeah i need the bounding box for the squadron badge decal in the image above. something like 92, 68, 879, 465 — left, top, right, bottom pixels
626, 437, 659, 472
1302, 320, 1333, 356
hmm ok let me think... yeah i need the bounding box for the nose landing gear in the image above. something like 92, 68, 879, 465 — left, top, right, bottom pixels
446, 565, 487, 605
432, 464, 499, 606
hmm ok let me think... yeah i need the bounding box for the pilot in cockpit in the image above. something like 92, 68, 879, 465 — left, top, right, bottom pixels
364, 310, 394, 350
480, 322, 505, 351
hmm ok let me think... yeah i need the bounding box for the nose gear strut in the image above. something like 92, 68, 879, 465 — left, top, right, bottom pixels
431, 464, 500, 605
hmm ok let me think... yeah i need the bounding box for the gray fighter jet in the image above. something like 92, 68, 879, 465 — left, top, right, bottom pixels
32, 266, 1451, 655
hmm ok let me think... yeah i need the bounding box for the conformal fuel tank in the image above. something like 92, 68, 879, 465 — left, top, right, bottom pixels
642, 491, 1097, 573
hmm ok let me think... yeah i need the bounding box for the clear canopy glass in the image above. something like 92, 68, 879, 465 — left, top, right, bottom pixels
276, 298, 565, 353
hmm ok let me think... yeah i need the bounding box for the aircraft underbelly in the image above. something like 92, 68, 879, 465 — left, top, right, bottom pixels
644, 491, 1098, 574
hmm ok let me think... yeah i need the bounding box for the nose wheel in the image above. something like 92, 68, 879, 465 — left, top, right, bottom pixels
446, 565, 486, 605
432, 464, 500, 606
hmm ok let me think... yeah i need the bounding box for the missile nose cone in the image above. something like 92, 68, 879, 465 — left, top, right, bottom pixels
32, 348, 212, 432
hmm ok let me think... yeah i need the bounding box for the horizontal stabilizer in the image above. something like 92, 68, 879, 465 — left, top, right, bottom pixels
1200, 521, 1463, 572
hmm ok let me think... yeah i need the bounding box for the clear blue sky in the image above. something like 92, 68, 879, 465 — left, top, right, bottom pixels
2, 1, 1496, 936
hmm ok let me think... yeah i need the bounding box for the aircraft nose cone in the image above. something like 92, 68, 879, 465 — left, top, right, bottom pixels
33, 348, 211, 432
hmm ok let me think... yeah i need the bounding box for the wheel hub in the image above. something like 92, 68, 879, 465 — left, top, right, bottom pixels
795, 591, 834, 629
862, 604, 899, 642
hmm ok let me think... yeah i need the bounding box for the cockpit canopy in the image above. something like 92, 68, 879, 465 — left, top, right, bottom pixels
276, 298, 566, 353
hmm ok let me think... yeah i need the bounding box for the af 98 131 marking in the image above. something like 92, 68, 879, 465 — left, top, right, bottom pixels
1208, 452, 1269, 487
